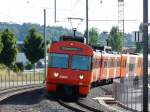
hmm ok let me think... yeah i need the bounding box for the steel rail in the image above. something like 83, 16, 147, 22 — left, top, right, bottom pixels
58, 99, 103, 112
76, 100, 103, 112
58, 99, 92, 112
0, 84, 45, 102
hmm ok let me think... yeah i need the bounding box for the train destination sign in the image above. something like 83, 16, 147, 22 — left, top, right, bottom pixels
60, 46, 82, 51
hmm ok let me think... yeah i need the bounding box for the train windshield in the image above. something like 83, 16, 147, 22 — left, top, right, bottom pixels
48, 53, 68, 68
72, 55, 91, 70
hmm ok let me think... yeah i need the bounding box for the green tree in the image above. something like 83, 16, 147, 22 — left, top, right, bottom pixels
89, 28, 99, 45
23, 28, 44, 65
84, 28, 99, 45
98, 32, 109, 46
0, 33, 3, 54
135, 42, 143, 53
0, 29, 18, 67
108, 27, 123, 52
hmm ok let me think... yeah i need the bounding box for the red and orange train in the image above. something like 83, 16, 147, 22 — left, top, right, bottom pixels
46, 36, 143, 97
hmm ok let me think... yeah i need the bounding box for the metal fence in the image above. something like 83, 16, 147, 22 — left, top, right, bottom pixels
0, 69, 45, 89
113, 76, 146, 112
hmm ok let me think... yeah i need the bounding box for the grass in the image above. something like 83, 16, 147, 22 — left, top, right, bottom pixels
0, 64, 7, 76
0, 68, 45, 82
0, 65, 45, 88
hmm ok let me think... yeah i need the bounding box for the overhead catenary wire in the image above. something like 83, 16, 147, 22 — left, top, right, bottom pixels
55, 18, 140, 22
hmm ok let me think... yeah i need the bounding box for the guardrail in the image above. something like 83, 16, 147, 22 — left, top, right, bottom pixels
113, 76, 145, 112
0, 70, 45, 89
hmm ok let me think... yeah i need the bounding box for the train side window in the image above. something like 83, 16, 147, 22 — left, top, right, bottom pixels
104, 61, 107, 68
110, 59, 114, 67
95, 59, 99, 68
99, 60, 102, 67
114, 60, 117, 67
108, 59, 110, 68
129, 64, 135, 71
117, 61, 120, 67
92, 58, 96, 68
96, 59, 101, 68
93, 59, 99, 68
108, 59, 111, 68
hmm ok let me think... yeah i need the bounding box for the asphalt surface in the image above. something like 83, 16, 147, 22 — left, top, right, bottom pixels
0, 84, 128, 112
0, 88, 71, 112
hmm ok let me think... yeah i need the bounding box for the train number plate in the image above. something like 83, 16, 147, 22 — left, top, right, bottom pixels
59, 75, 68, 79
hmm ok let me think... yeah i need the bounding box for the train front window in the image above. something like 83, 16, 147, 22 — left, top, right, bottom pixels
72, 55, 91, 70
48, 53, 68, 68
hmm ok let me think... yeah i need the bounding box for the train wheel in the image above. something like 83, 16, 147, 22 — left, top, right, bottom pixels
100, 80, 106, 85
92, 82, 97, 87
110, 79, 113, 84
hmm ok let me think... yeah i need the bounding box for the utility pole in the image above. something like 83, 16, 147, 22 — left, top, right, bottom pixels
44, 9, 47, 82
86, 0, 89, 44
54, 0, 56, 22
143, 0, 148, 111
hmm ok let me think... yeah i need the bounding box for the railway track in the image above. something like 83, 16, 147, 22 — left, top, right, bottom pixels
58, 98, 102, 112
56, 85, 112, 112
0, 84, 45, 103
0, 84, 127, 112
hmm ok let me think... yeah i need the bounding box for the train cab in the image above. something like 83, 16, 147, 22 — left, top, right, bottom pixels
47, 39, 93, 96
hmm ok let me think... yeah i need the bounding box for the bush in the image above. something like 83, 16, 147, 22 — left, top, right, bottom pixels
25, 62, 33, 70
0, 64, 6, 69
16, 62, 24, 71
10, 62, 24, 72
11, 64, 19, 72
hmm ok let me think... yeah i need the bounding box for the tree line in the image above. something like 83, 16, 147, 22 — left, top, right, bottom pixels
0, 25, 143, 72
87, 26, 123, 52
0, 22, 82, 41
88, 23, 148, 53
0, 28, 44, 72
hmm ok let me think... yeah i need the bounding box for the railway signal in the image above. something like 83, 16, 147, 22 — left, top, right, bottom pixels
132, 31, 143, 43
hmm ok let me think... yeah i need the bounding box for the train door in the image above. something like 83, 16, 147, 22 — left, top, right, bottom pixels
120, 54, 127, 78
136, 56, 143, 77
108, 56, 114, 79
100, 54, 109, 80
114, 56, 121, 78
126, 55, 137, 77
92, 53, 101, 82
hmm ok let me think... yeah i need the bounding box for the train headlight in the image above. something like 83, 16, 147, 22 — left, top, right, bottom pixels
54, 72, 59, 77
79, 74, 84, 80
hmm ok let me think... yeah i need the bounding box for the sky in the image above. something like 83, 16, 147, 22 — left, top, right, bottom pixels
0, 0, 146, 33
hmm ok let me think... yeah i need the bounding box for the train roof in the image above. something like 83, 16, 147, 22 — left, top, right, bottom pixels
48, 41, 93, 56
60, 35, 86, 43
